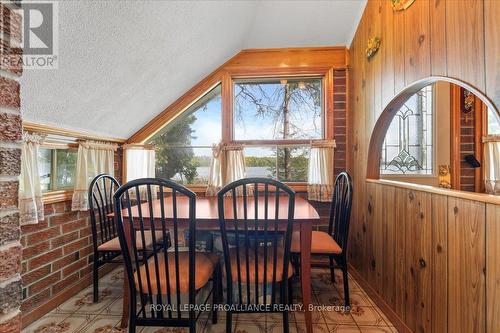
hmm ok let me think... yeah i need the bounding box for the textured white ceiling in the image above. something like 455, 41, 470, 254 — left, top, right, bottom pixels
21, 0, 366, 139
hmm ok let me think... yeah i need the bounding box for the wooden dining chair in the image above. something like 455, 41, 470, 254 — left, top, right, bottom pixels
291, 171, 353, 308
88, 174, 166, 303
114, 178, 221, 333
217, 178, 295, 333
88, 174, 122, 303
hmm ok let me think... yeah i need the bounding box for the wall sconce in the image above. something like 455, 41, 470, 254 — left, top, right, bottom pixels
366, 37, 381, 60
391, 0, 415, 11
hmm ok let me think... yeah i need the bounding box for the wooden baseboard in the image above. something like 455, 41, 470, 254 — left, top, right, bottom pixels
21, 264, 118, 328
347, 264, 412, 333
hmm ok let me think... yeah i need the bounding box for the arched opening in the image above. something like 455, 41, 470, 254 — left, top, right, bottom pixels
367, 76, 500, 193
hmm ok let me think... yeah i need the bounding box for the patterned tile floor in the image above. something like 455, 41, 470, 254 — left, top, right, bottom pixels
23, 267, 397, 333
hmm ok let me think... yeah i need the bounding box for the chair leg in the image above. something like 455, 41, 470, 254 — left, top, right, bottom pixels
282, 311, 289, 333
329, 256, 336, 283
93, 256, 99, 303
212, 264, 220, 324
226, 312, 232, 333
128, 314, 136, 333
342, 264, 350, 309
189, 311, 196, 333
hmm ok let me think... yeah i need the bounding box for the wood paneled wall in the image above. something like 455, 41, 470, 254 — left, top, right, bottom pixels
348, 1, 500, 332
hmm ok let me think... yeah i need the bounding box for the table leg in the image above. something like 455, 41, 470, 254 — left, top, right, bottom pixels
120, 272, 130, 328
300, 222, 313, 333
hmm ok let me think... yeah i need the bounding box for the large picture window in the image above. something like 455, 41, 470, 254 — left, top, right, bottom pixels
148, 77, 325, 185
148, 84, 222, 185
380, 85, 434, 175
234, 78, 323, 182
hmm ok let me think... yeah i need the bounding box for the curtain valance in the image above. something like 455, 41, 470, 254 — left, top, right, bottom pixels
307, 140, 336, 202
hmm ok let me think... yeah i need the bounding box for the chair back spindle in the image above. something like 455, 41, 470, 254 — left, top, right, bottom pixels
114, 178, 197, 325
328, 172, 353, 253
217, 178, 295, 308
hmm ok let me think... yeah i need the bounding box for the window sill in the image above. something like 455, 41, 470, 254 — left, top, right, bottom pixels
42, 190, 73, 205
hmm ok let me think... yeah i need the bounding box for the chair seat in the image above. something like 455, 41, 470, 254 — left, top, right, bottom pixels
291, 231, 342, 254
226, 247, 294, 283
97, 231, 164, 252
134, 252, 219, 294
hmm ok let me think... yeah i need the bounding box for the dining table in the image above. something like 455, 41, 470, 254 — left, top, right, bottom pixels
115, 195, 319, 333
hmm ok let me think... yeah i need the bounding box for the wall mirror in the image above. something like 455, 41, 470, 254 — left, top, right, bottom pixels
368, 78, 500, 194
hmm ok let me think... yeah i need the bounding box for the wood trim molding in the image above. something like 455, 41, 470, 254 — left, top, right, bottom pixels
23, 122, 126, 143
127, 46, 349, 144
366, 76, 500, 179
42, 190, 73, 204
366, 178, 500, 205
450, 85, 461, 190
348, 264, 412, 333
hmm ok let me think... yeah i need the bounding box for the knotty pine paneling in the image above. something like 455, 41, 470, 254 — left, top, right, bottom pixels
348, 1, 500, 331
403, 190, 432, 333
447, 198, 485, 333
431, 194, 448, 333
486, 204, 500, 333
404, 0, 431, 85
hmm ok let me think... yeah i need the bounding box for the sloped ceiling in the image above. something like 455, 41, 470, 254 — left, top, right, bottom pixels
21, 0, 366, 139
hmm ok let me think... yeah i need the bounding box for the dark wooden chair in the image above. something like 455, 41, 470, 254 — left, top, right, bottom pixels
291, 171, 353, 308
217, 178, 295, 333
89, 174, 166, 303
114, 178, 221, 333
88, 174, 122, 303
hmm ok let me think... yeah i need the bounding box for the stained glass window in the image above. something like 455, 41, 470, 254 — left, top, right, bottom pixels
380, 85, 434, 175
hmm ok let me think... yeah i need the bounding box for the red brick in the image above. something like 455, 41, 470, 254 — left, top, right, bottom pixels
22, 264, 51, 286
50, 231, 78, 249
28, 248, 62, 270
0, 77, 20, 109
79, 244, 93, 257
52, 253, 77, 271
62, 218, 88, 233
21, 289, 50, 313
62, 258, 87, 277
0, 245, 21, 280
20, 220, 48, 234
0, 148, 20, 176
0, 212, 19, 246
53, 202, 69, 213
52, 272, 79, 292
0, 4, 22, 42
79, 226, 92, 237
22, 241, 50, 260
0, 181, 18, 209
49, 211, 79, 226
0, 313, 21, 333
63, 237, 88, 255
26, 227, 60, 245
28, 272, 60, 295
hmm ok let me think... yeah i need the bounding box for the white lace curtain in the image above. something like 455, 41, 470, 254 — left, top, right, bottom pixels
19, 133, 46, 225
71, 141, 117, 211
484, 140, 500, 195
206, 143, 249, 196
307, 140, 336, 202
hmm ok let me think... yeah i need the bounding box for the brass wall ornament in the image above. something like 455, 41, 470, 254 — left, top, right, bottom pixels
366, 37, 381, 60
391, 0, 415, 11
463, 89, 475, 113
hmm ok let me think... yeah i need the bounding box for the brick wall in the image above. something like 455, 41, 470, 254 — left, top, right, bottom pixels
0, 2, 23, 332
458, 88, 479, 192
333, 69, 347, 177
20, 148, 122, 323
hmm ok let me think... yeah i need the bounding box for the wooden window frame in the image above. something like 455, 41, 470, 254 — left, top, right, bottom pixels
145, 70, 334, 192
